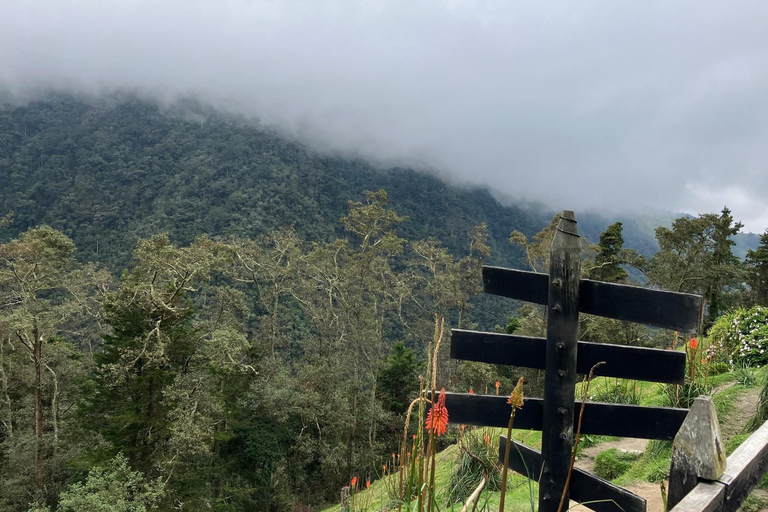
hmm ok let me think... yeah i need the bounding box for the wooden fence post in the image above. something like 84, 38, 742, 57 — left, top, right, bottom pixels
668, 396, 726, 510
540, 211, 581, 512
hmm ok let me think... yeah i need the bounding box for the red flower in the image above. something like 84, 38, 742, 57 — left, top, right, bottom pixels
690, 338, 698, 349
426, 388, 449, 436
484, 433, 491, 446
495, 381, 501, 394
469, 388, 474, 395
366, 479, 371, 489
351, 476, 358, 488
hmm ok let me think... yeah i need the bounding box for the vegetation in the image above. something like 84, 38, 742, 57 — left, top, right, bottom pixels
594, 448, 639, 481
0, 94, 767, 511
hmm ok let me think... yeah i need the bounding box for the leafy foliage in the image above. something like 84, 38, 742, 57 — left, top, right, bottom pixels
47, 454, 164, 512
709, 306, 768, 367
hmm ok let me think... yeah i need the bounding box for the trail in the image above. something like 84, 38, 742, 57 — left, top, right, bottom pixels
570, 384, 762, 512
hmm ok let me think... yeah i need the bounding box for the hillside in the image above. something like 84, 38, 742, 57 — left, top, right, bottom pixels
323, 366, 768, 512
0, 94, 546, 272
2, 94, 759, 277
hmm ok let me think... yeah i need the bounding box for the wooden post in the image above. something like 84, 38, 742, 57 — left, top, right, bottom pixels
668, 396, 726, 510
539, 211, 581, 512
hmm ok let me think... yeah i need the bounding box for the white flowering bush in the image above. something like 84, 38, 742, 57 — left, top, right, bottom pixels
709, 306, 768, 367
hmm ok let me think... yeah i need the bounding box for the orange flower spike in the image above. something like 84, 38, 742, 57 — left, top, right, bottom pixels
690, 338, 698, 349
495, 381, 501, 395
469, 387, 474, 395
508, 377, 525, 409
425, 388, 449, 437
366, 479, 371, 489
484, 432, 491, 446
351, 476, 357, 488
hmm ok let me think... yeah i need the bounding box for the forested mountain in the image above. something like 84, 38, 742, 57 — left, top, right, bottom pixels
1, 94, 765, 512
2, 94, 758, 278
0, 94, 548, 271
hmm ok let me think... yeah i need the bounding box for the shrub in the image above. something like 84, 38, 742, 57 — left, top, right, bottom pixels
594, 448, 639, 481
448, 429, 502, 504
591, 378, 641, 405
734, 364, 758, 387
663, 380, 712, 409
709, 306, 768, 367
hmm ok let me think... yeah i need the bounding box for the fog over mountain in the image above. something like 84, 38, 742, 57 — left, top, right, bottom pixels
2, 0, 768, 232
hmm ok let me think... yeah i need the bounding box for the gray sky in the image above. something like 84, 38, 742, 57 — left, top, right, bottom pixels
3, 0, 768, 233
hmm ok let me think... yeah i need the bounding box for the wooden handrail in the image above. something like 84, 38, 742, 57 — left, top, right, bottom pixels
670, 419, 768, 512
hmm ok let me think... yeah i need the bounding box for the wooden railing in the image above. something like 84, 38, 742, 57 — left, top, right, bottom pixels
669, 418, 768, 512
443, 210, 706, 512
442, 209, 768, 512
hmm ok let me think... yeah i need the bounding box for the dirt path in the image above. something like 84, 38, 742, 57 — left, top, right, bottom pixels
569, 383, 763, 512
720, 386, 761, 440
576, 438, 649, 475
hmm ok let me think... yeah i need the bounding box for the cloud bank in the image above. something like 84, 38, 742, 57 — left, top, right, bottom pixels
2, 0, 768, 231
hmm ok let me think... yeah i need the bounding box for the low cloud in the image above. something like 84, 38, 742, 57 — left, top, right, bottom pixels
2, 0, 767, 231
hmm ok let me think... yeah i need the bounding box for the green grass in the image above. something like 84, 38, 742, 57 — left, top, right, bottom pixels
712, 383, 745, 417
324, 365, 764, 512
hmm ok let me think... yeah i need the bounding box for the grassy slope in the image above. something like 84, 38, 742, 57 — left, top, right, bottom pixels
324, 366, 767, 512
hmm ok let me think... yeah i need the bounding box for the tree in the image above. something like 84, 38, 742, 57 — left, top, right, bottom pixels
48, 453, 164, 512
746, 230, 768, 306
706, 208, 744, 323
589, 222, 628, 283
378, 341, 420, 415
81, 235, 250, 508
0, 226, 110, 508
647, 208, 743, 328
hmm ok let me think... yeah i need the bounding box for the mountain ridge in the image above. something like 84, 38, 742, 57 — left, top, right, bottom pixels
0, 94, 758, 272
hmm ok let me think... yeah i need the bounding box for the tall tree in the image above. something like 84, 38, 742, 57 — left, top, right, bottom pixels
589, 222, 628, 283
81, 235, 249, 509
706, 208, 744, 323
647, 208, 743, 328
0, 226, 110, 508
746, 230, 768, 306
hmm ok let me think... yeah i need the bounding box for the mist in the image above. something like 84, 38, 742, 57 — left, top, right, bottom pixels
2, 0, 768, 232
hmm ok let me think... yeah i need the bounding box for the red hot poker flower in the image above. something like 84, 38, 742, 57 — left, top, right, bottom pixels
351, 476, 357, 488
426, 388, 449, 437
690, 338, 698, 349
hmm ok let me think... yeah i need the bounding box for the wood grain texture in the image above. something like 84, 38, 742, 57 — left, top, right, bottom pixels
499, 436, 647, 512
719, 420, 768, 511
444, 392, 688, 440
668, 481, 725, 512
540, 211, 582, 512
450, 329, 686, 384
482, 267, 703, 333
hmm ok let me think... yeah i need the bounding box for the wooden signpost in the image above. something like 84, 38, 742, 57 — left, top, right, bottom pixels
445, 211, 704, 512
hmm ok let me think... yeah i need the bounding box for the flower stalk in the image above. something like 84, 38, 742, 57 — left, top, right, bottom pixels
499, 377, 525, 512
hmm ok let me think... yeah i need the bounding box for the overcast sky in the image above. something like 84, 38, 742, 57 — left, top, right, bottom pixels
2, 1, 768, 232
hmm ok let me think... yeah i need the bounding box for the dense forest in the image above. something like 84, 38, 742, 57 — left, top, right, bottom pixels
1, 95, 767, 511
6, 94, 757, 273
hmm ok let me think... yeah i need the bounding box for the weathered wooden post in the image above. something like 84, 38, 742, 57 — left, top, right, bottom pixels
540, 211, 581, 512
446, 207, 706, 512
667, 396, 726, 510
